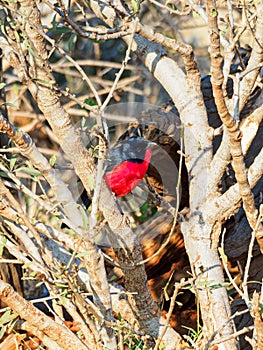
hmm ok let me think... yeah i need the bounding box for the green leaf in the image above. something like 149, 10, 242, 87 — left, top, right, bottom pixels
140, 202, 148, 213
15, 166, 41, 177
0, 83, 6, 90
49, 154, 57, 167
1, 102, 18, 109
0, 236, 6, 257
22, 261, 32, 269
55, 282, 68, 288
76, 329, 83, 337
109, 274, 118, 282
60, 295, 67, 305
117, 312, 122, 322
131, 0, 141, 13
9, 154, 18, 171
84, 98, 96, 107
0, 325, 6, 340
75, 250, 92, 258
0, 310, 18, 325
32, 78, 56, 86
29, 271, 37, 277
164, 289, 170, 301
23, 39, 35, 56
79, 205, 89, 228
87, 174, 94, 190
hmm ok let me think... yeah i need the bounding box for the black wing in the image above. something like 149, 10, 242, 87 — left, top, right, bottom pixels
106, 137, 149, 172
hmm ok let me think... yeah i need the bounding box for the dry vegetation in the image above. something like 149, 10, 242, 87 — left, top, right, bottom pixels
0, 0, 263, 349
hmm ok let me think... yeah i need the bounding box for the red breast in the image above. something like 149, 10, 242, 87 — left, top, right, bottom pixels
104, 148, 152, 197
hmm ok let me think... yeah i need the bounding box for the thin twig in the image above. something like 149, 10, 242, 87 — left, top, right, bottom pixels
100, 18, 139, 112
208, 326, 254, 347
0, 114, 83, 230
3, 2, 102, 107
206, 0, 263, 252
149, 0, 192, 16
154, 279, 193, 350
203, 309, 250, 349
45, 0, 133, 39
0, 178, 43, 248
220, 229, 245, 301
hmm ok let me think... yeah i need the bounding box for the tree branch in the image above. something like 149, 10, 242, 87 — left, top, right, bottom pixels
0, 280, 89, 350
206, 0, 263, 252
239, 0, 263, 111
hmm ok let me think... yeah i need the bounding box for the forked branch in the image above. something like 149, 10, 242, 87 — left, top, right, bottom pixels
206, 0, 263, 252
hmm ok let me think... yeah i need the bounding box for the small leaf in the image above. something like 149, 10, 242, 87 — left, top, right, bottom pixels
0, 171, 9, 178
9, 154, 18, 171
0, 236, 6, 257
0, 83, 6, 90
0, 310, 18, 325
164, 289, 170, 301
218, 246, 228, 263
109, 274, 118, 282
39, 194, 47, 199
117, 312, 122, 322
61, 295, 67, 305
16, 166, 41, 177
75, 250, 92, 258
32, 78, 55, 86
22, 261, 32, 269
29, 271, 37, 277
23, 39, 35, 56
87, 174, 94, 190
76, 329, 83, 337
0, 325, 7, 340
55, 282, 68, 288
84, 98, 96, 107
78, 205, 89, 228
35, 281, 44, 288
1, 102, 18, 109
49, 154, 57, 167
14, 30, 20, 42
131, 0, 141, 13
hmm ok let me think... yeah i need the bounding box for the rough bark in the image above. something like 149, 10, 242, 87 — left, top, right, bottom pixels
0, 280, 89, 350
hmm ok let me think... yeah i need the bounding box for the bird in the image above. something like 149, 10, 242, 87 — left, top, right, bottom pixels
103, 136, 152, 197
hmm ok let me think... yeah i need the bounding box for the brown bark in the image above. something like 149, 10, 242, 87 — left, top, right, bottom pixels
206, 0, 263, 252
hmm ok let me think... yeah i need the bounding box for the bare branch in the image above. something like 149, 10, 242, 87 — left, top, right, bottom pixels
0, 280, 89, 350
239, 0, 263, 111
206, 0, 263, 251
0, 114, 82, 227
